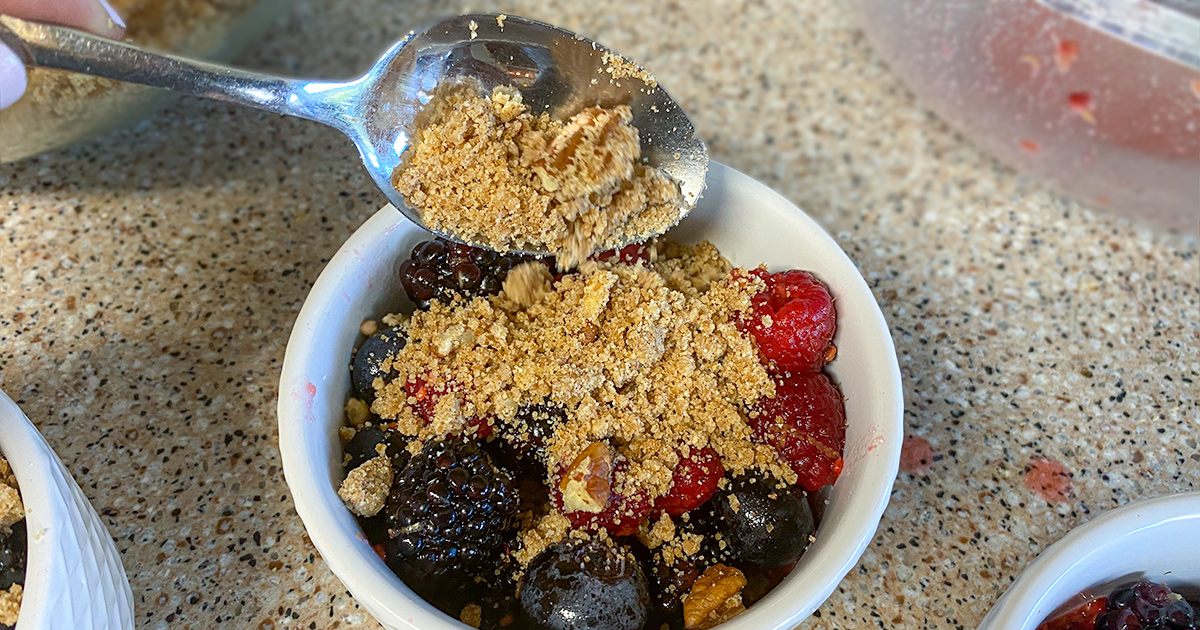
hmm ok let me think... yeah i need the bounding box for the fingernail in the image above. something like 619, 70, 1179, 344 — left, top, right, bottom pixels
96, 0, 127, 32
0, 42, 28, 110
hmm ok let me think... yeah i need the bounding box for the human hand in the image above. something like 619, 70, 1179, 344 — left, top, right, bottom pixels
0, 0, 125, 108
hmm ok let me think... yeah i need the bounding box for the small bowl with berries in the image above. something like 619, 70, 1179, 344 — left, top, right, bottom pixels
278, 162, 904, 630
979, 492, 1200, 630
0, 388, 134, 630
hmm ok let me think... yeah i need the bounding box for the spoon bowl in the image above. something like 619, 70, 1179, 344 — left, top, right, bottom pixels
350, 14, 707, 245
0, 13, 707, 253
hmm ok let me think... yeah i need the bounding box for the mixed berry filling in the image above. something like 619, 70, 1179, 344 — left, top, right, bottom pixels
0, 457, 25, 630
337, 238, 847, 630
1039, 580, 1198, 630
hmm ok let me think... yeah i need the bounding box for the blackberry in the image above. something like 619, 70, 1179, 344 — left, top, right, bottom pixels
0, 520, 26, 592
521, 537, 649, 630
399, 238, 544, 309
383, 438, 519, 584
351, 326, 407, 404
712, 474, 813, 568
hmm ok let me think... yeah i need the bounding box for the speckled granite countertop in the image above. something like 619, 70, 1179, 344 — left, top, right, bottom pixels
0, 0, 1197, 628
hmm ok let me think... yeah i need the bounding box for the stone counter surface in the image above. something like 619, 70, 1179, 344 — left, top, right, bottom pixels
0, 0, 1197, 628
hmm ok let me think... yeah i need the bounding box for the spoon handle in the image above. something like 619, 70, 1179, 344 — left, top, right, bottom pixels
0, 15, 351, 128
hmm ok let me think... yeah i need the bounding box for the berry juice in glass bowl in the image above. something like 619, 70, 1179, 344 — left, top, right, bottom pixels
847, 0, 1200, 232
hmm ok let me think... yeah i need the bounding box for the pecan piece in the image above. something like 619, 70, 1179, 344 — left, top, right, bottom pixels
683, 564, 748, 630
559, 441, 613, 513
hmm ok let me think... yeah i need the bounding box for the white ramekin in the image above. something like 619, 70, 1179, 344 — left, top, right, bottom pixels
278, 161, 905, 630
0, 389, 134, 630
978, 492, 1200, 630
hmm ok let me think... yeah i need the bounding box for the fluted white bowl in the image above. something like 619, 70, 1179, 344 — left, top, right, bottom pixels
278, 162, 904, 630
0, 389, 134, 630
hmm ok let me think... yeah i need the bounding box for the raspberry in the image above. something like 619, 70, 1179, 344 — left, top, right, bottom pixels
739, 269, 836, 373
552, 455, 653, 537
561, 490, 653, 537
750, 372, 847, 491
1100, 581, 1197, 630
591, 243, 651, 265
1036, 597, 1106, 630
654, 446, 723, 516
403, 377, 493, 439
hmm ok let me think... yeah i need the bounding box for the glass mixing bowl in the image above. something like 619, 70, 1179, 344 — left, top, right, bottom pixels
848, 0, 1200, 232
0, 0, 292, 163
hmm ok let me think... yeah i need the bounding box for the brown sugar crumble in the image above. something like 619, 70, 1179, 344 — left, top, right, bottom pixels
337, 455, 392, 517
601, 51, 659, 88
333, 229, 848, 629
0, 457, 24, 627
356, 241, 795, 565
391, 83, 686, 269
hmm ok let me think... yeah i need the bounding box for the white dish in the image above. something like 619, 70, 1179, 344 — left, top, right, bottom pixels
0, 389, 134, 630
978, 492, 1200, 630
277, 161, 905, 630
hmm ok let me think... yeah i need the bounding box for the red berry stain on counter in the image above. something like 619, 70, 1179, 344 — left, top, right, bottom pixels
1067, 92, 1095, 124
1024, 458, 1073, 503
1055, 39, 1080, 73
899, 435, 935, 474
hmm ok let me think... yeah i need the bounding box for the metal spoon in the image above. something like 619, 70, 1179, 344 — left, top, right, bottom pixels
0, 13, 708, 254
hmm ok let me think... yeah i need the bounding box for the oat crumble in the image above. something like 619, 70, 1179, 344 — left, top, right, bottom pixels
0, 457, 24, 628
391, 83, 685, 268
335, 230, 845, 629
361, 242, 794, 565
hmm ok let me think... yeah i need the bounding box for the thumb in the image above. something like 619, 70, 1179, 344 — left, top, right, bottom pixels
0, 0, 126, 109
0, 0, 126, 39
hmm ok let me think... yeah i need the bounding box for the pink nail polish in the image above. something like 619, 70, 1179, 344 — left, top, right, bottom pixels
96, 0, 127, 30
0, 42, 28, 110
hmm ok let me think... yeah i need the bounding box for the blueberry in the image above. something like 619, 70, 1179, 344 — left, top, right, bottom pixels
1097, 609, 1143, 630
521, 538, 649, 630
712, 475, 814, 568
343, 426, 410, 471
351, 327, 406, 403
1163, 598, 1195, 629
0, 520, 26, 592
1109, 586, 1138, 610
